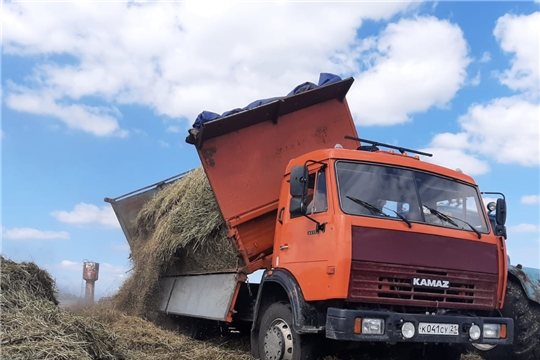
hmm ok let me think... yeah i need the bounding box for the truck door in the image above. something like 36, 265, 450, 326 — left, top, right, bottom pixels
277, 165, 334, 301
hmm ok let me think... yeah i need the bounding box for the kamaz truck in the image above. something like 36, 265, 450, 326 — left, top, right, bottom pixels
106, 75, 540, 360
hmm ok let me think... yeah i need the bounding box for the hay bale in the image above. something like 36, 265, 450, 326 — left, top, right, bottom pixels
0, 256, 126, 360
113, 166, 243, 316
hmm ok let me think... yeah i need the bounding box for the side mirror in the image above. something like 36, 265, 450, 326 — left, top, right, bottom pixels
290, 166, 308, 197
496, 198, 507, 226
289, 197, 307, 216
495, 225, 507, 239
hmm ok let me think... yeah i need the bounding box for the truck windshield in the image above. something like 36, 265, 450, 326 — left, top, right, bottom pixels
335, 161, 489, 234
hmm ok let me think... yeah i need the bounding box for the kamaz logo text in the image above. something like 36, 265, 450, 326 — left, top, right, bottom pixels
412, 277, 450, 289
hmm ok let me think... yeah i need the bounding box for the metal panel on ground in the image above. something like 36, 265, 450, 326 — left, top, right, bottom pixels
166, 273, 239, 321
156, 277, 177, 312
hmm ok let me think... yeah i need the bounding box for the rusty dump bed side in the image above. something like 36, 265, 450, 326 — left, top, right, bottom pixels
104, 171, 191, 247
190, 78, 359, 269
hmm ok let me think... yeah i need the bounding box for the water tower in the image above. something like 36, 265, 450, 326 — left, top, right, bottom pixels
82, 261, 99, 303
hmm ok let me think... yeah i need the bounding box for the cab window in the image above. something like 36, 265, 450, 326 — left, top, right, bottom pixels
291, 167, 328, 218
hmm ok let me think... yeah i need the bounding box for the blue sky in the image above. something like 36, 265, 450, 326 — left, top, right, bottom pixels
2, 1, 539, 298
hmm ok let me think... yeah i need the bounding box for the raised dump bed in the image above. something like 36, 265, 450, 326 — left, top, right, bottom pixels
187, 76, 358, 273
106, 75, 359, 322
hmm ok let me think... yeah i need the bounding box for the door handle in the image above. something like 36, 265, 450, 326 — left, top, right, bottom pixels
279, 245, 289, 250
278, 207, 284, 224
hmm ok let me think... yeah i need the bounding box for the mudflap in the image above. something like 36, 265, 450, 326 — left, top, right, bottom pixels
509, 265, 540, 304
157, 272, 242, 322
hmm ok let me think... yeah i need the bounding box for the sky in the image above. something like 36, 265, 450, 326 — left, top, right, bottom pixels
2, 1, 539, 299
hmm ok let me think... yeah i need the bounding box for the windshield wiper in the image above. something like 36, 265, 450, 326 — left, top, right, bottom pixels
346, 196, 388, 217
423, 205, 459, 228
422, 205, 482, 239
346, 196, 412, 228
455, 218, 482, 239
383, 207, 412, 228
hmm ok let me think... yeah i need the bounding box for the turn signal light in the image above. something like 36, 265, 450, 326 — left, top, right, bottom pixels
354, 318, 362, 334
499, 324, 506, 339
500, 324, 507, 339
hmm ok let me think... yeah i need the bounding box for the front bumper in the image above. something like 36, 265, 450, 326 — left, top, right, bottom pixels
326, 308, 514, 345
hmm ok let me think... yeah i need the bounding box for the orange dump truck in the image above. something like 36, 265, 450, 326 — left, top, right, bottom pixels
107, 75, 540, 360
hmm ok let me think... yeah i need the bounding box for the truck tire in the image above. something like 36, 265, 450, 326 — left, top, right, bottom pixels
467, 279, 540, 360
258, 302, 322, 360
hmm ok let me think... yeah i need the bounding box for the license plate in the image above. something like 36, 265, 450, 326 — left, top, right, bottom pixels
418, 322, 459, 336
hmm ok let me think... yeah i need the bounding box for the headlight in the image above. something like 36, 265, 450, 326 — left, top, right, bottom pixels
483, 324, 507, 339
469, 324, 481, 340
362, 318, 384, 335
401, 322, 415, 339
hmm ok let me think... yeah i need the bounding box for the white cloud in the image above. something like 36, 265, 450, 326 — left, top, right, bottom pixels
348, 16, 471, 125
420, 132, 490, 176
460, 96, 539, 166
479, 51, 491, 63
521, 195, 540, 204
51, 203, 120, 228
166, 126, 181, 133
494, 12, 540, 97
422, 12, 540, 172
3, 2, 431, 135
423, 96, 539, 171
509, 223, 540, 233
2, 227, 70, 240
5, 88, 127, 137
59, 260, 80, 271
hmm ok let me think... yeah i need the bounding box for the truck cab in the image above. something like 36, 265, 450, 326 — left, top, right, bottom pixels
245, 145, 513, 358
278, 147, 507, 306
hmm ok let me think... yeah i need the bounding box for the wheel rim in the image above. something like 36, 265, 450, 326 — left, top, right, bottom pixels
263, 318, 294, 360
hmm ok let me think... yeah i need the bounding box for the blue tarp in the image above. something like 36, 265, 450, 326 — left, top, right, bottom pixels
191, 73, 342, 130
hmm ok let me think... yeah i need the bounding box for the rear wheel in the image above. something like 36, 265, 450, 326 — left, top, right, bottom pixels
258, 302, 322, 360
467, 279, 540, 360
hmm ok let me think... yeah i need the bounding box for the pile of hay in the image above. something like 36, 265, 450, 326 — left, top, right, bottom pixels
82, 304, 253, 360
113, 166, 243, 316
0, 256, 253, 360
0, 256, 126, 360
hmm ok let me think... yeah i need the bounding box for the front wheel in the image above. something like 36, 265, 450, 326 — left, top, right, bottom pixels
466, 279, 540, 360
258, 302, 322, 360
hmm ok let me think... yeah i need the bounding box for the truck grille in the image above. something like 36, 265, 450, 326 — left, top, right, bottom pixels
348, 261, 498, 310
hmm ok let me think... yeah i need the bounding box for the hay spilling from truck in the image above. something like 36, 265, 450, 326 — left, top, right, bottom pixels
112, 166, 242, 317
